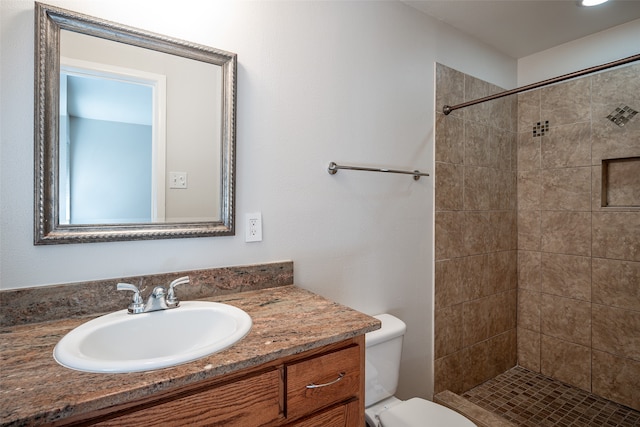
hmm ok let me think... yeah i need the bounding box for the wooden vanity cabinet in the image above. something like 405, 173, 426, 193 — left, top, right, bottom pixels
57, 336, 364, 427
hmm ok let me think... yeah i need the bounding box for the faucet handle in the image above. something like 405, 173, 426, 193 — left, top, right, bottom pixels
117, 282, 145, 314
167, 276, 189, 307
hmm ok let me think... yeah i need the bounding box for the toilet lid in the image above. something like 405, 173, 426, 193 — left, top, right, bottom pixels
378, 398, 476, 427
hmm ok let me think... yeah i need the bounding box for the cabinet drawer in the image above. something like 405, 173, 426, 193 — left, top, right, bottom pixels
286, 399, 360, 427
92, 369, 282, 427
286, 345, 360, 420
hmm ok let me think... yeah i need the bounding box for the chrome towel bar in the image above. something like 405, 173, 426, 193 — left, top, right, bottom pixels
327, 162, 429, 181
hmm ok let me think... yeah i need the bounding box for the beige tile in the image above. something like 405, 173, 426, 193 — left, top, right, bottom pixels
541, 211, 591, 256
436, 63, 465, 121
495, 169, 516, 211
591, 63, 640, 165
488, 82, 513, 131
485, 251, 517, 294
463, 211, 492, 256
510, 124, 518, 172
435, 162, 464, 211
464, 166, 493, 211
463, 291, 515, 347
541, 122, 592, 169
592, 304, 640, 361
487, 330, 517, 379
517, 211, 541, 251
592, 258, 640, 311
493, 128, 515, 171
490, 210, 517, 252
465, 122, 492, 167
540, 294, 591, 346
518, 250, 541, 291
488, 290, 517, 337
592, 212, 640, 261
517, 327, 541, 372
435, 211, 465, 260
435, 113, 464, 164
464, 168, 513, 212
540, 334, 591, 392
435, 304, 463, 358
517, 90, 541, 132
435, 259, 465, 308
540, 77, 591, 127
434, 351, 464, 394
591, 121, 640, 165
518, 289, 540, 332
463, 340, 491, 390
517, 170, 540, 211
592, 349, 640, 411
463, 297, 490, 347
591, 165, 604, 211
541, 253, 591, 301
517, 132, 540, 172
540, 167, 592, 211
461, 255, 486, 301
465, 75, 493, 124
591, 63, 640, 116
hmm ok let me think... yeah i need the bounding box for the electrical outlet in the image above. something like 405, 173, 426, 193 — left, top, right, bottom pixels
169, 172, 188, 189
245, 212, 262, 242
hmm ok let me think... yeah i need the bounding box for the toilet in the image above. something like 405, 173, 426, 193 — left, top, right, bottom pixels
365, 314, 476, 427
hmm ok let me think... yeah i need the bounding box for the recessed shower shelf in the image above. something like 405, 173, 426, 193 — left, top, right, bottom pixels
601, 157, 640, 207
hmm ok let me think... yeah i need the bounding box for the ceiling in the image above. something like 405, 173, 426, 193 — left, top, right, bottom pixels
403, 0, 640, 58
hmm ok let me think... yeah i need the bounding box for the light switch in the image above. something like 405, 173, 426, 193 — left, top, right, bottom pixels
169, 172, 187, 189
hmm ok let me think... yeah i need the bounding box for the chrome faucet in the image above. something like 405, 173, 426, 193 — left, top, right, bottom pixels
117, 276, 190, 314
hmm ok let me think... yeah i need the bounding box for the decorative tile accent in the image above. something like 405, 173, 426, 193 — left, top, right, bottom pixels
462, 366, 640, 426
532, 120, 549, 137
606, 105, 638, 127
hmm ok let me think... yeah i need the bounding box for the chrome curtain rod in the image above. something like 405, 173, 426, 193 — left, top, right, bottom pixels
443, 53, 640, 115
327, 162, 429, 181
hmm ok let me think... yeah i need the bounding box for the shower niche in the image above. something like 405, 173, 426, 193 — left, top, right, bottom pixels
601, 157, 640, 207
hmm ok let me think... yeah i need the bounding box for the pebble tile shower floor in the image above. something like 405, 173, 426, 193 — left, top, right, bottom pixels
461, 366, 640, 426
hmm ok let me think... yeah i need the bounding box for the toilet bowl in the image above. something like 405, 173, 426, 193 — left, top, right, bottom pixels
365, 314, 475, 427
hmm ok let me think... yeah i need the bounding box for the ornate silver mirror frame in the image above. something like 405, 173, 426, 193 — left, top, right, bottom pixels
34, 2, 236, 244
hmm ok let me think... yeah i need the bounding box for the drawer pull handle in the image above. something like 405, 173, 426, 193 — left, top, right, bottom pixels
306, 372, 345, 389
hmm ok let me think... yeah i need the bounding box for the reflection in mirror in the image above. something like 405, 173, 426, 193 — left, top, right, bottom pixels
34, 2, 236, 243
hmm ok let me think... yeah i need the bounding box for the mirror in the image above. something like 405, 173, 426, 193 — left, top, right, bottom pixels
34, 2, 236, 244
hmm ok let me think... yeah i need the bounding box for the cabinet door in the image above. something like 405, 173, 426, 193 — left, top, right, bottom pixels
286, 345, 360, 420
93, 369, 282, 427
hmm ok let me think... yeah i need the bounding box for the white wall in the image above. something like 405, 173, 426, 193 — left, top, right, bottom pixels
518, 18, 640, 86
0, 0, 515, 400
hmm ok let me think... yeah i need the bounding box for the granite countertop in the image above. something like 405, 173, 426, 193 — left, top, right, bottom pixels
0, 285, 380, 426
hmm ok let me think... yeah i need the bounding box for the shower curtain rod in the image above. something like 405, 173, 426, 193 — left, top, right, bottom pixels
442, 53, 640, 115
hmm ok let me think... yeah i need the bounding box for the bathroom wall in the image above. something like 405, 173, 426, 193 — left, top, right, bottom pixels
516, 62, 640, 411
433, 64, 518, 395
518, 19, 640, 86
0, 0, 516, 401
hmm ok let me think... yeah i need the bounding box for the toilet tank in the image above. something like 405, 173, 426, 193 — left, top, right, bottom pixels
365, 314, 407, 407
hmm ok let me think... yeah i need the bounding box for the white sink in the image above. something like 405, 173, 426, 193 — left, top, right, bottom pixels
53, 301, 252, 373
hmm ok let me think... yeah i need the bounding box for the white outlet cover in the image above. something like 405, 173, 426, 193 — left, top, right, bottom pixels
245, 212, 262, 242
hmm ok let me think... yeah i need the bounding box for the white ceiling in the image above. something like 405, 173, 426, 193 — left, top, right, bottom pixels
403, 0, 640, 58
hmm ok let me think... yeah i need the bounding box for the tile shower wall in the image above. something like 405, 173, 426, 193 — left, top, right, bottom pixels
434, 64, 518, 395
516, 62, 640, 411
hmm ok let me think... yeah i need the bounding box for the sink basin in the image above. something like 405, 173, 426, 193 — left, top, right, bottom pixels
53, 301, 252, 373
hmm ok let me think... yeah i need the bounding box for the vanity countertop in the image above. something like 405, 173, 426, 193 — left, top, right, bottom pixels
0, 285, 380, 426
